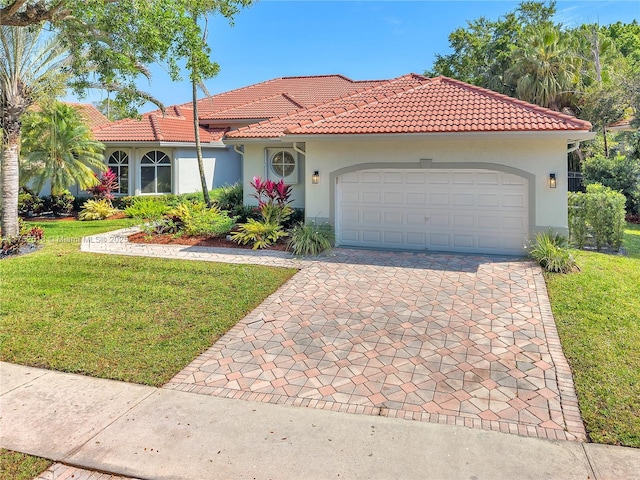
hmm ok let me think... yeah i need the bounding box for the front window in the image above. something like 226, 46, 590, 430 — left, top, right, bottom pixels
270, 151, 296, 178
141, 151, 171, 194
107, 151, 129, 194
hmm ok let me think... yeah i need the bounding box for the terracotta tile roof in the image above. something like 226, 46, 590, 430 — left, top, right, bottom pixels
226, 76, 592, 138
93, 108, 225, 143
185, 75, 383, 120
63, 102, 111, 128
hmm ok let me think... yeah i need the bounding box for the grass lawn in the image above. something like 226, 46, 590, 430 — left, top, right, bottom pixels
546, 223, 640, 447
0, 219, 296, 386
0, 449, 51, 480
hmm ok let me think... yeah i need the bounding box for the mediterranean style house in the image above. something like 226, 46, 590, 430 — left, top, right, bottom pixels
88, 73, 593, 255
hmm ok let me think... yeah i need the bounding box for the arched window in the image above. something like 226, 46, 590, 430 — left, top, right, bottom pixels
107, 151, 129, 194
141, 151, 171, 194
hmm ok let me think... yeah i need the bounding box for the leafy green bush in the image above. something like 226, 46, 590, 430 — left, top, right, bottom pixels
78, 199, 119, 221
112, 196, 136, 210
43, 190, 75, 216
124, 198, 170, 219
528, 230, 577, 274
231, 219, 288, 249
231, 177, 294, 249
143, 217, 183, 235
568, 184, 626, 251
168, 202, 235, 237
582, 154, 640, 214
287, 222, 334, 256
212, 182, 243, 211
17, 187, 44, 216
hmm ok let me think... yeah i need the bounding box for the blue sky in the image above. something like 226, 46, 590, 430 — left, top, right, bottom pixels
68, 0, 640, 110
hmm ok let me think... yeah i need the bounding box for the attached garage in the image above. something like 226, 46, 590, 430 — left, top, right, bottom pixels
336, 168, 529, 255
226, 74, 595, 254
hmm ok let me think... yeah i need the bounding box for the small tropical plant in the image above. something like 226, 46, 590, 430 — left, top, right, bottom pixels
143, 217, 183, 236
212, 182, 243, 211
287, 222, 335, 256
43, 190, 75, 216
78, 199, 119, 221
230, 218, 288, 250
86, 169, 119, 203
17, 187, 44, 216
232, 177, 293, 249
167, 202, 235, 237
528, 230, 578, 274
124, 198, 170, 220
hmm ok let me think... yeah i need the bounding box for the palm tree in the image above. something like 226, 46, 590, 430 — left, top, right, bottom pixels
1, 24, 68, 237
506, 26, 581, 111
20, 101, 106, 195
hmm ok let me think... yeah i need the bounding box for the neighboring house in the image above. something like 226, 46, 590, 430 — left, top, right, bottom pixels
90, 73, 594, 255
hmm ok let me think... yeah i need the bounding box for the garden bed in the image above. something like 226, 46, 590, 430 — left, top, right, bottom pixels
128, 231, 289, 251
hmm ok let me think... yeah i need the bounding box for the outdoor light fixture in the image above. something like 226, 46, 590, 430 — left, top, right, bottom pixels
312, 170, 320, 184
549, 173, 557, 189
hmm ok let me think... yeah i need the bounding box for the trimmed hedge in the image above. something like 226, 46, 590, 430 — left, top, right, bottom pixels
568, 184, 626, 251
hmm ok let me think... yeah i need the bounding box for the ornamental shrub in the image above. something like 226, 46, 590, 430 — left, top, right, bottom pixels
43, 190, 75, 216
568, 184, 626, 251
79, 199, 119, 221
528, 230, 578, 274
86, 169, 119, 202
230, 218, 288, 249
124, 198, 170, 219
17, 187, 44, 216
582, 154, 640, 214
167, 202, 235, 237
287, 222, 334, 256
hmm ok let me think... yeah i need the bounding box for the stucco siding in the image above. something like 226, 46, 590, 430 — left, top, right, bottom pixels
298, 135, 569, 233
241, 134, 572, 236
174, 147, 241, 194
242, 144, 306, 208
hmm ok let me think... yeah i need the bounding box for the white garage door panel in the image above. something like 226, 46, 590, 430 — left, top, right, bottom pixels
337, 168, 529, 255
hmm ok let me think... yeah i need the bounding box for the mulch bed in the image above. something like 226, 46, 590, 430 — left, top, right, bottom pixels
128, 231, 290, 251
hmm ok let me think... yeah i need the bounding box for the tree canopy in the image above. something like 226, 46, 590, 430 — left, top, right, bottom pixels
427, 1, 639, 128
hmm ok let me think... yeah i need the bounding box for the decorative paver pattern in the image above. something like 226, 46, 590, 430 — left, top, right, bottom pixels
84, 229, 585, 441
34, 463, 139, 480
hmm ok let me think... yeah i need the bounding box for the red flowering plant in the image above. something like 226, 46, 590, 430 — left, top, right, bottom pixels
230, 177, 294, 249
250, 176, 293, 225
86, 169, 119, 204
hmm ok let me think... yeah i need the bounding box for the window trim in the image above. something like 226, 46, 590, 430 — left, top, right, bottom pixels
140, 150, 172, 195
107, 150, 130, 195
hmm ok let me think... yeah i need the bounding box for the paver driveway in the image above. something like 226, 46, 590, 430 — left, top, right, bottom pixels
164, 248, 585, 441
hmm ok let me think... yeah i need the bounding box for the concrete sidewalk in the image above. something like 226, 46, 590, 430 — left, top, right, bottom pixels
1, 362, 638, 480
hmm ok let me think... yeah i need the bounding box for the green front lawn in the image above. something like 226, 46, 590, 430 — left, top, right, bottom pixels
546, 223, 640, 447
0, 219, 296, 386
0, 449, 51, 480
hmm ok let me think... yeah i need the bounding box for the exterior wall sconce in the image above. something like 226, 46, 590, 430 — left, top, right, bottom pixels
549, 173, 557, 188
312, 170, 320, 184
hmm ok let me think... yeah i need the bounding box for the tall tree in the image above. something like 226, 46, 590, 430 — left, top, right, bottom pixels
0, 0, 253, 236
0, 24, 69, 237
173, 0, 252, 208
427, 1, 557, 95
20, 101, 106, 194
505, 26, 580, 111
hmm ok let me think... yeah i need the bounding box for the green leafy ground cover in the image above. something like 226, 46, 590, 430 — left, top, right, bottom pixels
0, 219, 296, 386
0, 449, 51, 480
546, 224, 640, 447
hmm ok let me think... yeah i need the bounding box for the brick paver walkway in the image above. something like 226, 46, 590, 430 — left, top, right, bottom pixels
84, 229, 585, 441
34, 463, 139, 480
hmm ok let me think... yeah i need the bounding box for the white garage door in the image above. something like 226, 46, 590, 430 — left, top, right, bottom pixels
336, 169, 529, 255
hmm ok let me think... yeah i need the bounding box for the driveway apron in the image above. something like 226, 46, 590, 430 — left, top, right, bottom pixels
163, 248, 585, 441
